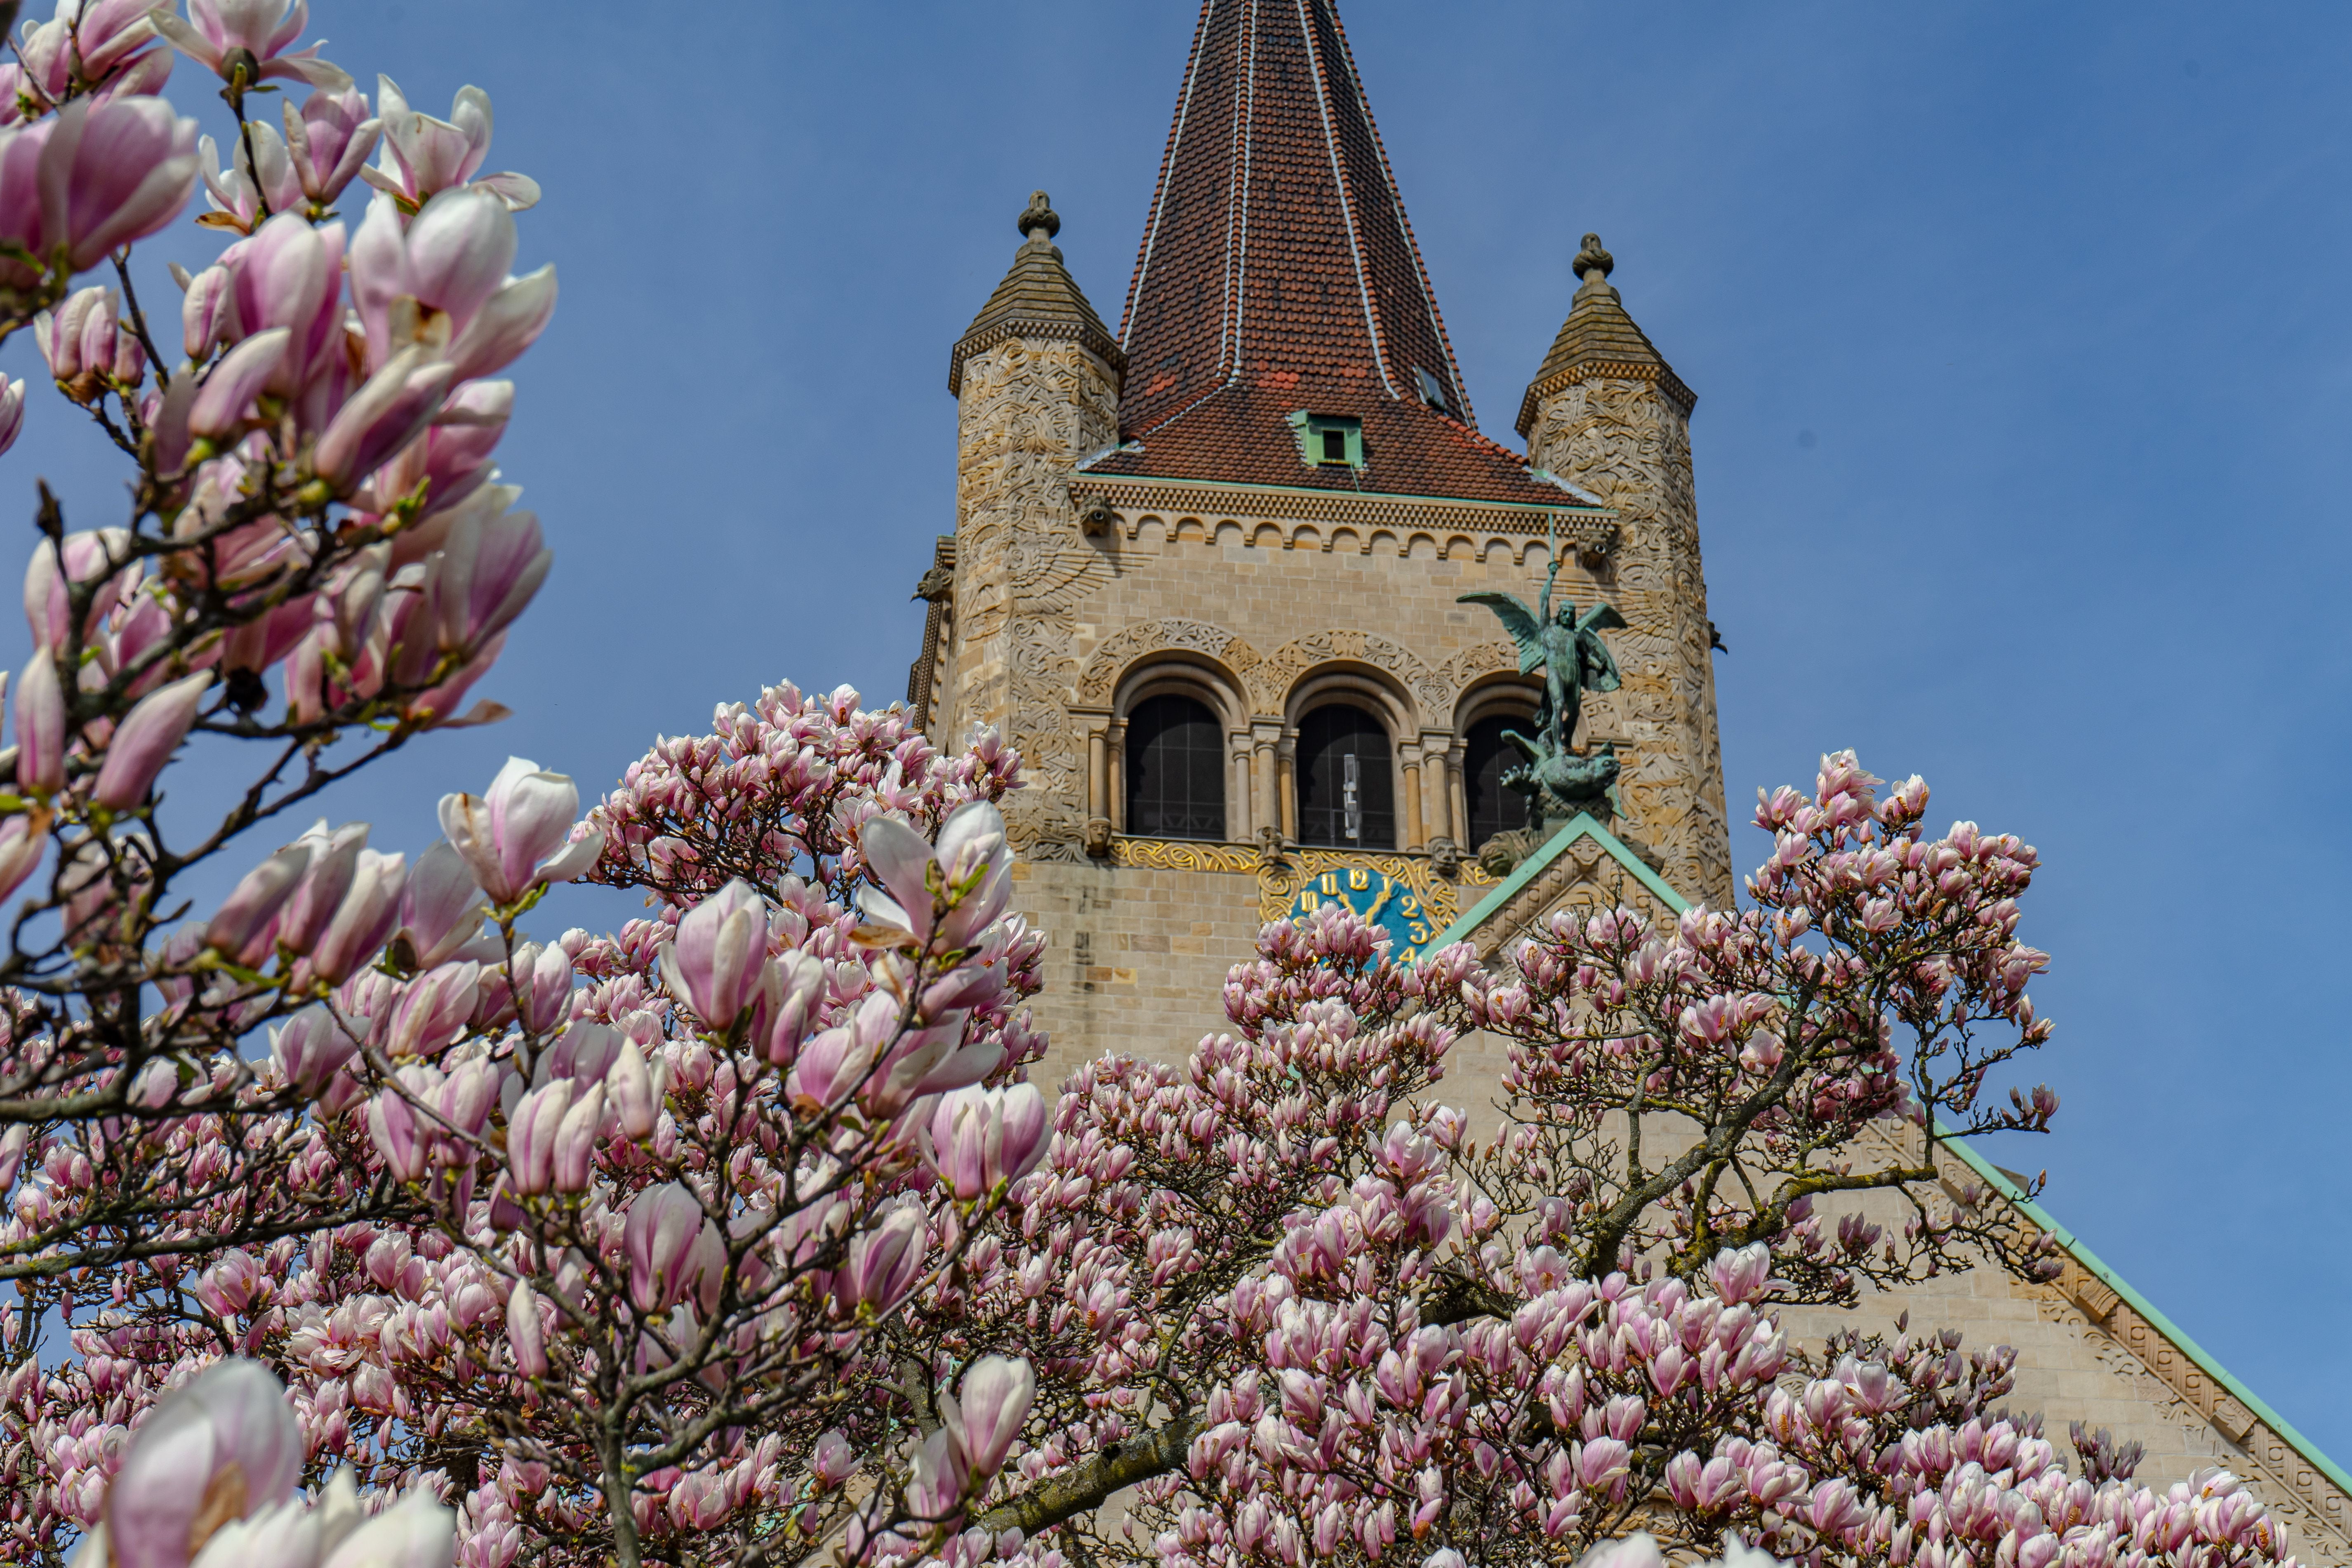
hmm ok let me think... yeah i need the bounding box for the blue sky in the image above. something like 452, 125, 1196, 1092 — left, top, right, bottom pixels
13, 0, 2351, 1462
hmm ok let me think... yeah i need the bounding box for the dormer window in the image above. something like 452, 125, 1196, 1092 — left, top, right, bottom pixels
1287, 411, 1363, 469
1413, 365, 1450, 412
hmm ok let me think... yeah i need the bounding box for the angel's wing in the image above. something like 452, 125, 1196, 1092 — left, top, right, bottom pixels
1577, 630, 1624, 693
1575, 603, 1628, 634
1457, 591, 1544, 672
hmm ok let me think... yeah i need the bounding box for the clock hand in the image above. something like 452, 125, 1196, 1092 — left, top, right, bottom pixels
1361, 883, 1395, 926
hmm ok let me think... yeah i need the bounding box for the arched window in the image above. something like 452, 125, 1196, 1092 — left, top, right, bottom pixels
1463, 713, 1531, 848
1125, 694, 1225, 840
1296, 704, 1394, 849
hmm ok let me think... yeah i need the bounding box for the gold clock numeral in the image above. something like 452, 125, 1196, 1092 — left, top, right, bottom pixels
1320, 873, 1340, 895
1408, 923, 1430, 943
1299, 890, 1320, 913
1348, 867, 1371, 891
1398, 895, 1419, 917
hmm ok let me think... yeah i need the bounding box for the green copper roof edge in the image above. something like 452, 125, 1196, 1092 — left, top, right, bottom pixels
1418, 812, 1691, 957
1934, 1127, 2352, 1499
1068, 471, 1615, 518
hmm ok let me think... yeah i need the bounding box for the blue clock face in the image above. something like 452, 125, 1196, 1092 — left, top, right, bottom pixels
1287, 864, 1439, 953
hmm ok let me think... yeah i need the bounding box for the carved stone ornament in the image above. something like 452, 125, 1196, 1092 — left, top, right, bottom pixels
1082, 817, 1113, 858
1075, 618, 1264, 706
1426, 836, 1462, 879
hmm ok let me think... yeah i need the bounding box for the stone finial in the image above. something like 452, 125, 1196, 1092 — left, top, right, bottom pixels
1020, 190, 1061, 244
1573, 232, 1615, 287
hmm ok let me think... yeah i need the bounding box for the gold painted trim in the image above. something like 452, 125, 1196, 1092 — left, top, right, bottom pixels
1106, 838, 1263, 874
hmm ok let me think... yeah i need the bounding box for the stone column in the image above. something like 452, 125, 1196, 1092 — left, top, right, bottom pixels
1230, 741, 1253, 841
1401, 745, 1426, 851
1278, 737, 1298, 842
1418, 729, 1453, 850
1447, 750, 1469, 847
1085, 723, 1108, 823
1253, 725, 1281, 843
1106, 718, 1126, 833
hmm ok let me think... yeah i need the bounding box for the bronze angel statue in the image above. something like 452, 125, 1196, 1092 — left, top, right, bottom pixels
1457, 581, 1626, 755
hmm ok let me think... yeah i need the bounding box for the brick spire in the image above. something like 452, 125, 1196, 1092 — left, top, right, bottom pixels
1087, 0, 1572, 506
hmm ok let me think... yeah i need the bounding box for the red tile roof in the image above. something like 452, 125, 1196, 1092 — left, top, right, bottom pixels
1105, 0, 1573, 509
1084, 385, 1590, 506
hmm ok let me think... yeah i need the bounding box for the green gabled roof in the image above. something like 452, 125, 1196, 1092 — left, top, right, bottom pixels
1938, 1134, 2352, 1502
1418, 812, 1688, 957
1419, 818, 2352, 1513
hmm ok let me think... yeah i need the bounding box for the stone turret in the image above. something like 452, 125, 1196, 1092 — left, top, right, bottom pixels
1517, 235, 1732, 906
940, 194, 1126, 855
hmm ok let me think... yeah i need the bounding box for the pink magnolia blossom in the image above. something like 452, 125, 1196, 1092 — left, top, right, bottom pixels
923, 1082, 1050, 1201
36, 93, 201, 270
381, 958, 481, 1059
623, 1181, 714, 1315
504, 1076, 570, 1195
306, 845, 405, 984
181, 259, 235, 356
350, 186, 555, 380
312, 344, 452, 494
92, 668, 209, 808
422, 496, 549, 655
15, 645, 66, 793
203, 837, 311, 965
506, 1280, 547, 1379
436, 756, 599, 906
942, 1354, 1034, 1477
0, 812, 45, 901
837, 1197, 925, 1311
186, 322, 288, 436
225, 211, 346, 394
858, 798, 1010, 952
0, 375, 24, 454
268, 1003, 356, 1097
151, 0, 352, 92
606, 1034, 667, 1140
195, 122, 299, 231
392, 837, 485, 966
657, 876, 769, 1032
280, 83, 378, 203
23, 525, 132, 653
361, 75, 536, 211
102, 1356, 303, 1567
12, 1, 170, 113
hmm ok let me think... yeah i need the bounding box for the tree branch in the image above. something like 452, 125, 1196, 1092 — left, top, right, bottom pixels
970, 1410, 1203, 1538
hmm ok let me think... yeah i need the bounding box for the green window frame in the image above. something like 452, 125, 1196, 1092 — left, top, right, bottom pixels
1286, 410, 1363, 469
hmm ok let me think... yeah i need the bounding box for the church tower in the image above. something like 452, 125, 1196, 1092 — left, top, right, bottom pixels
912, 0, 1734, 1065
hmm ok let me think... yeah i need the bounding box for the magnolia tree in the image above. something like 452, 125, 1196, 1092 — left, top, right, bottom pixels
0, 7, 2311, 1568
0, 2, 1051, 1566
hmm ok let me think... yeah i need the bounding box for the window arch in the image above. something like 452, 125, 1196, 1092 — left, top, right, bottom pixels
1462, 713, 1531, 848
1296, 704, 1394, 849
1124, 693, 1225, 840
